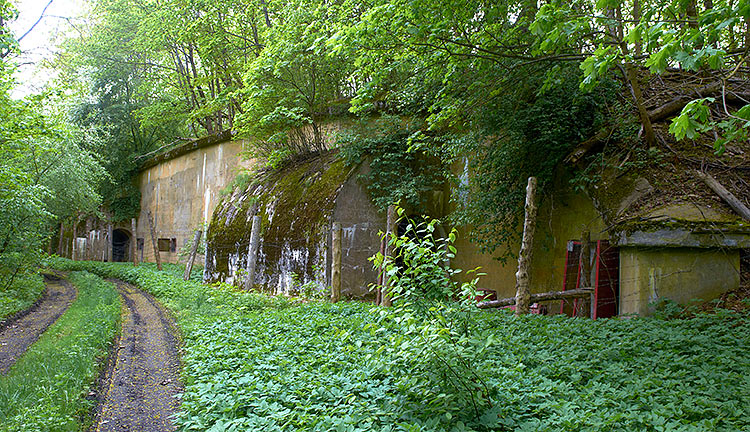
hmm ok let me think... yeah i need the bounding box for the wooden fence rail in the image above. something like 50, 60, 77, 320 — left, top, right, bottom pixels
477, 288, 594, 311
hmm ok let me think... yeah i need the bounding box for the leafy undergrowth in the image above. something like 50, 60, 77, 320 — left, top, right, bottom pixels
49, 259, 750, 432
0, 271, 120, 431
0, 273, 45, 324
47, 259, 292, 320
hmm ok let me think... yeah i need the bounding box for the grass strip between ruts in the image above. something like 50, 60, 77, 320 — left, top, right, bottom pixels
0, 271, 121, 432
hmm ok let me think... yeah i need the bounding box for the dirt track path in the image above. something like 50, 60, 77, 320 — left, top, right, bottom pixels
0, 274, 77, 374
96, 280, 182, 432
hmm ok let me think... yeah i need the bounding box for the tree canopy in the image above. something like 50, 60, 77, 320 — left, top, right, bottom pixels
4, 0, 749, 260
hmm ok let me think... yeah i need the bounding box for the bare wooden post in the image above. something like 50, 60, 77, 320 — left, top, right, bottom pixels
57, 222, 65, 256
514, 177, 538, 316
330, 222, 342, 302
147, 211, 162, 271
183, 229, 203, 281
131, 218, 138, 266
107, 223, 113, 262
84, 217, 92, 260
71, 213, 79, 261
382, 205, 397, 307
244, 215, 261, 290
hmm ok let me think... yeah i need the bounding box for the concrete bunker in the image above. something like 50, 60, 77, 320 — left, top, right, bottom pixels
205, 151, 385, 299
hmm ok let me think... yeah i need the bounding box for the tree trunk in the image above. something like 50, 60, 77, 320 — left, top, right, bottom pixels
633, 0, 642, 57
514, 177, 538, 316
84, 217, 92, 260
647, 81, 722, 121
330, 222, 342, 303
624, 63, 657, 147
147, 211, 162, 271
71, 214, 79, 261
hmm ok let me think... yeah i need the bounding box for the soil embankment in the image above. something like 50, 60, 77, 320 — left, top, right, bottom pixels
95, 280, 182, 432
0, 274, 77, 374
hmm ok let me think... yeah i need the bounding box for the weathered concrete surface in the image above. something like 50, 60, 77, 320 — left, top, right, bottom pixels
136, 137, 254, 265
206, 152, 384, 299
331, 164, 385, 298
619, 248, 741, 316
54, 134, 255, 266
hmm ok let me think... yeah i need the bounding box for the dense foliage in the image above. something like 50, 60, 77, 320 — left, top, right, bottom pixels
49, 0, 749, 255
338, 118, 453, 212
0, 271, 120, 431
0, 273, 44, 324
0, 2, 105, 298
50, 259, 750, 432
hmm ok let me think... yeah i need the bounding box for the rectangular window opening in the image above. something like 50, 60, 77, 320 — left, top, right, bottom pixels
158, 238, 171, 252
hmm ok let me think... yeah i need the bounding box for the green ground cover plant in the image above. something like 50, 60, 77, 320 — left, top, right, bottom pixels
0, 273, 45, 323
49, 259, 750, 432
0, 271, 120, 431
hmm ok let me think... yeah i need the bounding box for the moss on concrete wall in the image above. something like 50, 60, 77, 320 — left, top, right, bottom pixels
206, 151, 355, 292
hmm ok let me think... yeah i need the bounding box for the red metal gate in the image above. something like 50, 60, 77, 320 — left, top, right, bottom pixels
560, 240, 619, 319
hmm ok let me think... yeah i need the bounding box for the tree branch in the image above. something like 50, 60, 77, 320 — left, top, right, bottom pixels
17, 0, 55, 42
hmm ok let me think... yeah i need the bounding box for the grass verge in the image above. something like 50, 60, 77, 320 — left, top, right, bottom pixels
49, 258, 750, 432
0, 271, 121, 431
0, 273, 45, 324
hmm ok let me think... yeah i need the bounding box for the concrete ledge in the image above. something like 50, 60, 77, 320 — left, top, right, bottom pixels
616, 228, 750, 248
140, 130, 234, 170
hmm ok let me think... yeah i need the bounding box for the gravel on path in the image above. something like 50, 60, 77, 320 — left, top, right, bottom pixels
95, 279, 182, 432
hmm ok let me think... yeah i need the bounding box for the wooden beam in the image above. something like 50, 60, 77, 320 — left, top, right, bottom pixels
694, 170, 750, 222
183, 229, 202, 281
478, 289, 593, 309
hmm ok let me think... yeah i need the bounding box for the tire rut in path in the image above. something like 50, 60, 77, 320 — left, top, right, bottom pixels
96, 280, 182, 432
0, 274, 77, 375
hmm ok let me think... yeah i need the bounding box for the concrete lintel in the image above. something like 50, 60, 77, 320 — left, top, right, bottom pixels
616, 228, 750, 248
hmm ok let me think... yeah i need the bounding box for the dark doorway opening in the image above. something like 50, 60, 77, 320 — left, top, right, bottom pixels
113, 229, 131, 262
